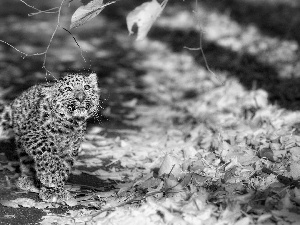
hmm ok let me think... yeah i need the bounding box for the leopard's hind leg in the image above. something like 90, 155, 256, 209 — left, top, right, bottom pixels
0, 103, 13, 138
15, 140, 39, 192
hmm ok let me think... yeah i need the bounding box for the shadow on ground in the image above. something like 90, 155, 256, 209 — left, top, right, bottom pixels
148, 26, 300, 109
199, 0, 300, 44
0, 139, 124, 225
99, 0, 300, 110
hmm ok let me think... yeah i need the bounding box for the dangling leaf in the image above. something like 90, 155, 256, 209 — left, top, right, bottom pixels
126, 0, 168, 41
70, 0, 114, 29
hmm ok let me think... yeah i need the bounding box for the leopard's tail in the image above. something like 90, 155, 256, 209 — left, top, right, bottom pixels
0, 101, 13, 139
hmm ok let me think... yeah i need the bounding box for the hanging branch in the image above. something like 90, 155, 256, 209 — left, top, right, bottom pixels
184, 0, 224, 85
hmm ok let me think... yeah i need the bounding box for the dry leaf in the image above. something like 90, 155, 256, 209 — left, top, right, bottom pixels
65, 198, 78, 207
70, 0, 114, 29
164, 175, 182, 191
289, 146, 300, 160
126, 0, 168, 41
272, 210, 300, 223
258, 148, 275, 162
158, 154, 182, 178
257, 214, 272, 223
0, 200, 19, 208
1, 198, 36, 208
234, 217, 251, 225
280, 192, 293, 209
293, 188, 300, 205
289, 161, 300, 179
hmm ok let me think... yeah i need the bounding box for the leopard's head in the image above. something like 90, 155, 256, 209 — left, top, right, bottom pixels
50, 73, 100, 122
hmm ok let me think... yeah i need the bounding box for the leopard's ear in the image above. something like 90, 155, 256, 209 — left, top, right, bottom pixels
88, 73, 97, 81
39, 83, 55, 98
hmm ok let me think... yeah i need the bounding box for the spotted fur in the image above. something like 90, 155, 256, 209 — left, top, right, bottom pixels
0, 73, 99, 202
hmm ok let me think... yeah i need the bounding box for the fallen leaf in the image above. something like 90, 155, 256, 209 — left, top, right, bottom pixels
289, 161, 300, 179
65, 198, 78, 207
0, 200, 19, 208
158, 154, 182, 179
258, 148, 275, 162
257, 214, 272, 223
234, 217, 251, 225
1, 198, 36, 208
272, 210, 300, 223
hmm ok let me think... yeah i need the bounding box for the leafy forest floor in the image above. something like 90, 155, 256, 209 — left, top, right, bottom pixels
1, 0, 300, 224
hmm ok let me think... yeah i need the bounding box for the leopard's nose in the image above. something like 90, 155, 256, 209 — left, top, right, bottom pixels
75, 91, 86, 103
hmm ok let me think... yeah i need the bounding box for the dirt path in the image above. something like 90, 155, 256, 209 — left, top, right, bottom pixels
0, 72, 193, 224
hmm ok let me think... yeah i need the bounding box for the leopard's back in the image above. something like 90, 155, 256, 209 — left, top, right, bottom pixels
11, 85, 46, 135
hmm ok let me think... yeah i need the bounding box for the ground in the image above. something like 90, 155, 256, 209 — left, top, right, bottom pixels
1, 0, 300, 224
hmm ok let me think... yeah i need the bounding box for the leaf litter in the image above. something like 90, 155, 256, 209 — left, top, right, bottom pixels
40, 71, 300, 224
3, 70, 300, 224
1, 1, 300, 225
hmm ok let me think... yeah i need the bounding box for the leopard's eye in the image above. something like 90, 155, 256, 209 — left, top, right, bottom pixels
86, 102, 91, 109
65, 86, 72, 91
84, 85, 91, 90
68, 104, 75, 111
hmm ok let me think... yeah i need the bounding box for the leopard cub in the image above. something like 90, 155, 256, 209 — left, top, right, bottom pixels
0, 73, 99, 202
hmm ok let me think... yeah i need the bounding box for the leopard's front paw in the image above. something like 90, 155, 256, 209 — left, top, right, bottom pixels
39, 187, 72, 203
16, 175, 39, 193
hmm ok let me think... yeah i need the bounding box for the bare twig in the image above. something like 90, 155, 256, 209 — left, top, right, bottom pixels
42, 0, 66, 75
0, 0, 67, 76
20, 0, 59, 16
90, 173, 193, 219
1, 0, 116, 76
29, 8, 60, 16
0, 40, 32, 57
184, 0, 224, 85
90, 190, 162, 219
167, 164, 175, 177
60, 26, 87, 63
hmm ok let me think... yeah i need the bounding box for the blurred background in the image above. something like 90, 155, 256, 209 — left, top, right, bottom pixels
0, 0, 300, 109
